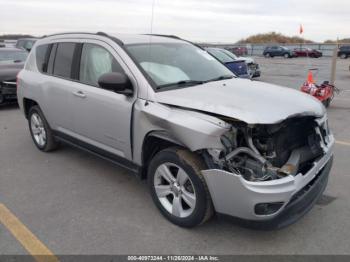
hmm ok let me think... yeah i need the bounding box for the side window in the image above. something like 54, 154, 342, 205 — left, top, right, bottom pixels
53, 43, 76, 79
36, 44, 51, 73
47, 44, 57, 75
79, 43, 123, 87
16, 40, 24, 48
24, 41, 34, 51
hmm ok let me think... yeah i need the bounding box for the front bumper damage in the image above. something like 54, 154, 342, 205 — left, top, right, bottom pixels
247, 63, 261, 78
202, 133, 334, 229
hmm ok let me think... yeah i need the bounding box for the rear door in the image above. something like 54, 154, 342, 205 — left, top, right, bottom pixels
297, 48, 305, 56
70, 40, 137, 160
43, 42, 78, 133
277, 47, 285, 56
271, 46, 279, 56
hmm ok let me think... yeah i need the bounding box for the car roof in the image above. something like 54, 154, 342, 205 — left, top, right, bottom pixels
0, 47, 27, 52
17, 38, 37, 41
40, 32, 186, 45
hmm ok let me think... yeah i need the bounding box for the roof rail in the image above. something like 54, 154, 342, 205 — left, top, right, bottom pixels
41, 32, 124, 46
41, 32, 94, 38
96, 32, 124, 46
143, 34, 205, 50
144, 34, 181, 40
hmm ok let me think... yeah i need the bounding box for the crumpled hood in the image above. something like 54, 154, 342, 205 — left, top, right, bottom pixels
238, 56, 255, 64
155, 78, 325, 124
0, 63, 24, 81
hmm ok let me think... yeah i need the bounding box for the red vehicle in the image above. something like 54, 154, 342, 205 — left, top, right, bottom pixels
294, 48, 322, 58
300, 69, 339, 107
230, 46, 248, 56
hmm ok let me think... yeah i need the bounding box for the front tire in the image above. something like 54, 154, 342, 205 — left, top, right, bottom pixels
284, 53, 290, 58
28, 106, 58, 152
340, 53, 347, 59
148, 147, 213, 227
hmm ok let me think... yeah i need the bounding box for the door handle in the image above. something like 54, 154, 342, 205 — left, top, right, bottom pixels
73, 90, 87, 98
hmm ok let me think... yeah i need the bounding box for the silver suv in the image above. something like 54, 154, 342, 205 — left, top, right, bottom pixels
17, 33, 334, 228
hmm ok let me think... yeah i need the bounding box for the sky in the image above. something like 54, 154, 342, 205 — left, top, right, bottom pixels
0, 0, 349, 43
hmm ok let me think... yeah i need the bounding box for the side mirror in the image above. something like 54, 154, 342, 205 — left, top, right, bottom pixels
98, 72, 133, 96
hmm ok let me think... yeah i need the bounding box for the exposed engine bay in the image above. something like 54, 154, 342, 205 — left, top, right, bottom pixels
206, 116, 330, 182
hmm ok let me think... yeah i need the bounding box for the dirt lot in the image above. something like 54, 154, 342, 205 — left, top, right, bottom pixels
0, 57, 350, 256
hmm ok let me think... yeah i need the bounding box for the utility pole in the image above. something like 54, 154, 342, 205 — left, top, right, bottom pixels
330, 38, 338, 85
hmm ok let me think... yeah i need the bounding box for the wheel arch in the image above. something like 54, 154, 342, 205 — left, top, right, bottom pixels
141, 131, 185, 179
23, 98, 39, 119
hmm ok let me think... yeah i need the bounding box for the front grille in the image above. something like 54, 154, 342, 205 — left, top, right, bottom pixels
248, 63, 257, 70
1, 80, 16, 89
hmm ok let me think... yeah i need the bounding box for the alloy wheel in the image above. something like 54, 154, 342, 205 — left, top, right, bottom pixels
154, 163, 196, 218
30, 113, 47, 147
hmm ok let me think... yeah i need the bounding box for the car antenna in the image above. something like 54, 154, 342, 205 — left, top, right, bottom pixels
145, 0, 156, 106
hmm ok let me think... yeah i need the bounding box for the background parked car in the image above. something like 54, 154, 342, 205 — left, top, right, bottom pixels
229, 46, 248, 56
294, 48, 322, 58
15, 38, 37, 52
338, 45, 350, 59
206, 47, 250, 78
0, 48, 27, 104
218, 48, 261, 78
263, 46, 296, 58
2, 40, 17, 48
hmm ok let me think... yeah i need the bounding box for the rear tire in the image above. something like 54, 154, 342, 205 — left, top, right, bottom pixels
0, 94, 4, 105
28, 106, 59, 152
284, 53, 290, 58
148, 147, 213, 227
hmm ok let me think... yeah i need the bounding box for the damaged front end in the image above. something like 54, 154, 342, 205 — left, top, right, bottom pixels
202, 114, 334, 226
207, 116, 331, 182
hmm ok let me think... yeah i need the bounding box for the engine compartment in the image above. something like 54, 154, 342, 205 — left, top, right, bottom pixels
206, 116, 328, 182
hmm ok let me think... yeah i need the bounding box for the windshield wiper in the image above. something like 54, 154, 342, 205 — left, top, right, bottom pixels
204, 75, 235, 83
157, 80, 205, 90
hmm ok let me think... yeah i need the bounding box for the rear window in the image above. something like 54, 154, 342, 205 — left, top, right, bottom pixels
53, 43, 76, 79
36, 44, 50, 73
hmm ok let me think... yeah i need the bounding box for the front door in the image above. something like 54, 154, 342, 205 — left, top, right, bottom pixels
70, 41, 136, 160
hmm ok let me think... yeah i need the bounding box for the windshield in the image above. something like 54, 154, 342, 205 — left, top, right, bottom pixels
219, 49, 238, 60
206, 48, 234, 63
126, 42, 234, 90
0, 50, 28, 63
